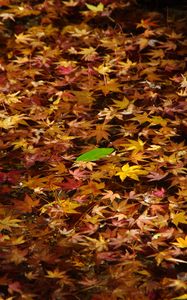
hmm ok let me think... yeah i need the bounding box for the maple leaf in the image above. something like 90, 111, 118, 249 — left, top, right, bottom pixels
118, 58, 137, 71
8, 247, 28, 265
15, 32, 33, 44
96, 251, 118, 263
163, 277, 187, 292
95, 78, 121, 95
79, 46, 98, 61
40, 199, 80, 216
152, 187, 165, 198
0, 114, 29, 129
12, 138, 28, 150
78, 277, 99, 287
112, 96, 129, 110
153, 249, 174, 265
146, 171, 168, 181
180, 74, 187, 88
94, 63, 113, 76
98, 107, 123, 121
73, 161, 97, 171
149, 116, 168, 126
147, 49, 165, 59
172, 236, 187, 248
171, 212, 187, 227
83, 234, 108, 252
8, 281, 22, 294
0, 91, 21, 106
92, 205, 108, 217
56, 65, 75, 75
69, 168, 88, 180
49, 162, 67, 174
177, 89, 187, 97
102, 190, 121, 202
166, 31, 183, 40
63, 0, 79, 7
46, 268, 67, 279
72, 90, 94, 105
9, 235, 26, 246
0, 13, 15, 21
100, 36, 119, 50
116, 163, 148, 181
60, 178, 82, 191
136, 18, 158, 29
160, 40, 177, 51
121, 138, 145, 153
130, 112, 150, 124
136, 213, 156, 231
80, 181, 105, 196
22, 175, 51, 191
130, 151, 149, 163
13, 194, 40, 213
0, 216, 22, 231
89, 124, 110, 143
85, 2, 104, 13
137, 37, 149, 51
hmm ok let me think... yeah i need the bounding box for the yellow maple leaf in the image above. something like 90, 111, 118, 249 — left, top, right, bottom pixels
60, 200, 80, 214
118, 58, 137, 70
112, 96, 129, 110
147, 49, 165, 59
149, 116, 167, 126
137, 37, 149, 50
0, 216, 22, 231
15, 32, 33, 44
0, 114, 28, 130
171, 212, 187, 227
94, 63, 113, 75
79, 46, 97, 60
46, 268, 67, 279
0, 91, 21, 105
131, 112, 150, 124
121, 138, 145, 153
83, 235, 108, 252
95, 78, 121, 95
172, 236, 187, 248
180, 74, 187, 88
116, 163, 148, 181
72, 90, 94, 105
12, 138, 28, 150
85, 2, 104, 13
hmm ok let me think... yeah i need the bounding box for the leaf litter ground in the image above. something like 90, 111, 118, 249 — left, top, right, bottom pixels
0, 1, 187, 299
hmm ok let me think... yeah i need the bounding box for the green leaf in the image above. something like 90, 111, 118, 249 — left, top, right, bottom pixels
76, 148, 114, 162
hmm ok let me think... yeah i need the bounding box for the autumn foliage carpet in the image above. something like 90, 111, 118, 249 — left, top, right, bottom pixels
0, 1, 187, 299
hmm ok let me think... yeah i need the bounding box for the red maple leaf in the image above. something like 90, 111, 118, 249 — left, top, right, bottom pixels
60, 178, 82, 191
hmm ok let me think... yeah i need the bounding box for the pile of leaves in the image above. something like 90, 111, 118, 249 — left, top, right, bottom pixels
0, 0, 187, 299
